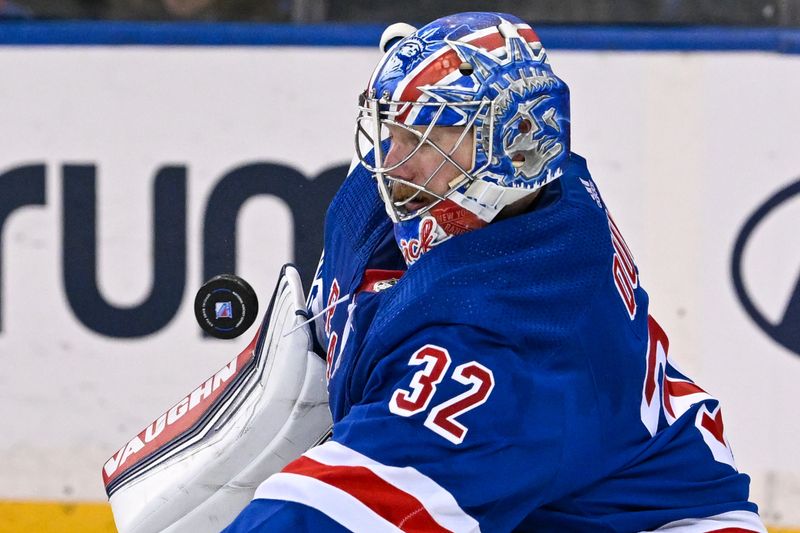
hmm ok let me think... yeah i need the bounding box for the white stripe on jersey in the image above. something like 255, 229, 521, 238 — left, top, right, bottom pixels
647, 510, 766, 532
305, 441, 480, 533
254, 472, 403, 533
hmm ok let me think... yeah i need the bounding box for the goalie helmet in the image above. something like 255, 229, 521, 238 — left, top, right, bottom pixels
356, 12, 571, 264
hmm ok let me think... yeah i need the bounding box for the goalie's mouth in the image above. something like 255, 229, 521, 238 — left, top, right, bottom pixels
391, 181, 439, 214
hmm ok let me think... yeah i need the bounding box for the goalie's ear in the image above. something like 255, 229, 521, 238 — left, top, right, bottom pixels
104, 264, 332, 533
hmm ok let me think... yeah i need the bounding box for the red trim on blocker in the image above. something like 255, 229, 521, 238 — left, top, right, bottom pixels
283, 456, 452, 532
102, 330, 260, 487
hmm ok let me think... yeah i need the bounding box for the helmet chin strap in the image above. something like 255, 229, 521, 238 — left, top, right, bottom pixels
450, 180, 540, 222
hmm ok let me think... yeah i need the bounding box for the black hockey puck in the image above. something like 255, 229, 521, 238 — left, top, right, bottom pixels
194, 274, 258, 339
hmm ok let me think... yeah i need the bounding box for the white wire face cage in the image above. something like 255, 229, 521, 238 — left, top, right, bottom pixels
355, 89, 494, 223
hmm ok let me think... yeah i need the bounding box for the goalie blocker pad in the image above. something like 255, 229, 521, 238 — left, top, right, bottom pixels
102, 264, 332, 533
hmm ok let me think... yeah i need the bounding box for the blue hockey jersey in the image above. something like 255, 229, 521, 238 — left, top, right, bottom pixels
224, 154, 763, 532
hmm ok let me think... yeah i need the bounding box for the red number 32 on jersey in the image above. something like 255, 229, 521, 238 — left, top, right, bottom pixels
389, 344, 495, 445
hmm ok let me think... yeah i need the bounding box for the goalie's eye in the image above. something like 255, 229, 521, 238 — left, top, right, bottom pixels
388, 126, 417, 145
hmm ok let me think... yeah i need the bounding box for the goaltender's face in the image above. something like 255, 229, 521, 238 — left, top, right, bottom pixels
383, 124, 474, 213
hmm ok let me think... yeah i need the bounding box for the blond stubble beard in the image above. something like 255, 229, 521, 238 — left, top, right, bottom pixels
391, 181, 438, 206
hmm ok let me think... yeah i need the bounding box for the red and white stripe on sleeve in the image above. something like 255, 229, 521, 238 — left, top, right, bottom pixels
253, 441, 480, 533
649, 510, 767, 533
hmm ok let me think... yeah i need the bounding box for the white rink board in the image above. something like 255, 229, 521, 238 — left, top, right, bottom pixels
0, 46, 798, 524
